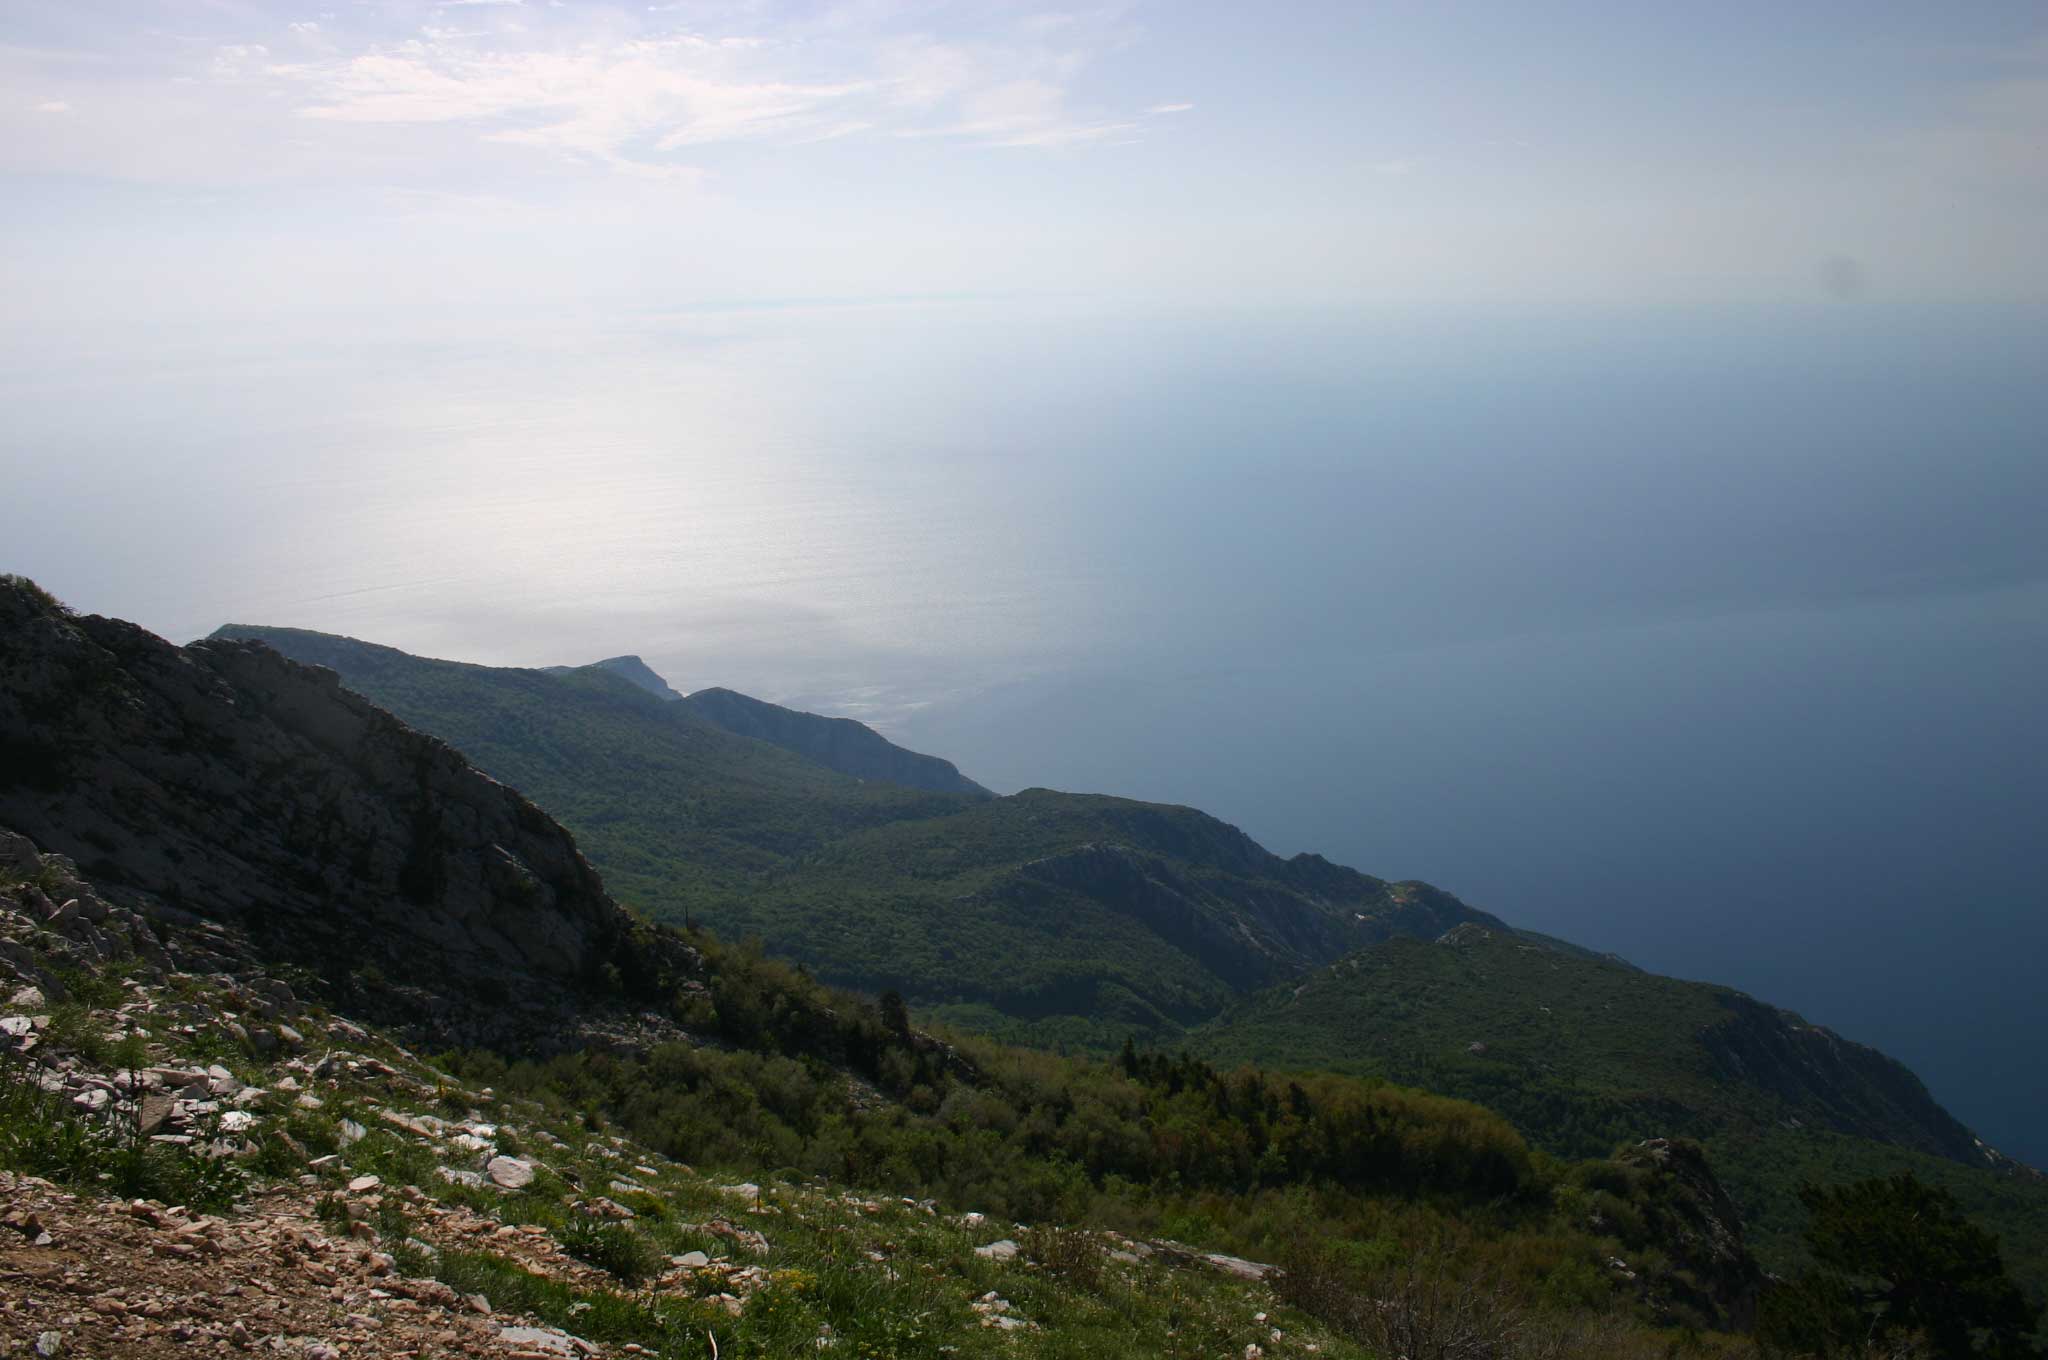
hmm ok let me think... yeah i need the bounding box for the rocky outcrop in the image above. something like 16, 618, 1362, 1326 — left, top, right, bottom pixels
680, 686, 990, 797
0, 578, 697, 1048
1606, 1138, 1765, 1330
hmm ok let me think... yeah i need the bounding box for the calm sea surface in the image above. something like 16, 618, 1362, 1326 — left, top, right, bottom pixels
5, 300, 2045, 1160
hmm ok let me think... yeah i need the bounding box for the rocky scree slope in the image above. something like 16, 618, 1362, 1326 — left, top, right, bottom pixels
0, 580, 696, 1050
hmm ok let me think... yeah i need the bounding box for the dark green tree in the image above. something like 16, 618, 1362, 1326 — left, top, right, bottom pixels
878, 989, 911, 1041
1759, 1172, 2039, 1359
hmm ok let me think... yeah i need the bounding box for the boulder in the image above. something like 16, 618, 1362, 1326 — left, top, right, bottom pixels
486, 1156, 536, 1190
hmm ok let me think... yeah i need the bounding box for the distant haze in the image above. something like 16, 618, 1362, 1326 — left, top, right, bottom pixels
3, 1, 2046, 1163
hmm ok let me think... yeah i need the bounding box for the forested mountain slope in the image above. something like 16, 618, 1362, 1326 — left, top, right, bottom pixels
210, 625, 973, 903
680, 684, 990, 796
1196, 924, 2048, 1286
212, 626, 1497, 1045
539, 655, 990, 795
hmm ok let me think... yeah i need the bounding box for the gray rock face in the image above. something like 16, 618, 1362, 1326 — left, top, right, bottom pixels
1609, 1138, 1765, 1331
0, 579, 697, 1049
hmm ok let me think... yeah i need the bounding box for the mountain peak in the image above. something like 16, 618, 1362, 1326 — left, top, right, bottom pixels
571, 654, 685, 702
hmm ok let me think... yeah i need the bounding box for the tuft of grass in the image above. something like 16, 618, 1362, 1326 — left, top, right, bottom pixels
42, 1004, 117, 1066
344, 1129, 444, 1189
314, 1191, 353, 1230
560, 1219, 664, 1285
1021, 1225, 1108, 1292
0, 574, 72, 615
432, 1247, 715, 1352
179, 1026, 243, 1066
377, 1197, 414, 1240
0, 1055, 244, 1210
52, 967, 125, 1010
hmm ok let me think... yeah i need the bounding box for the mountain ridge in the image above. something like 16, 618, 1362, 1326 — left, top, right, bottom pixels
234, 628, 992, 798
207, 624, 1497, 1043
677, 683, 990, 797
544, 652, 994, 798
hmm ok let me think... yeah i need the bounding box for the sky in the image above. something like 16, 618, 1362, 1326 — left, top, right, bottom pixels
3, 4, 2047, 1161
3, 1, 2047, 323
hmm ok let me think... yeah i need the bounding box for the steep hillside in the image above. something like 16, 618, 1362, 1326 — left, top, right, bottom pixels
209, 625, 971, 903
540, 654, 990, 796
680, 685, 990, 796
725, 790, 1501, 1047
0, 583, 695, 1050
209, 626, 1498, 1045
1195, 925, 2048, 1286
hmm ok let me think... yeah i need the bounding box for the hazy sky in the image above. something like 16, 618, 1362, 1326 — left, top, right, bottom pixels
4, 1, 2047, 324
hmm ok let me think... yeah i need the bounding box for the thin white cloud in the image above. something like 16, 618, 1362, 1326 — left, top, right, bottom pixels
34, 100, 71, 114
210, 44, 271, 78
0, 3, 1169, 189
1146, 101, 1192, 114
266, 13, 1152, 170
